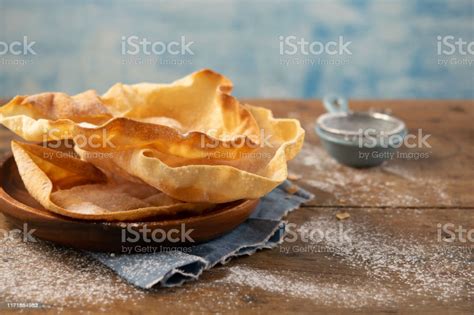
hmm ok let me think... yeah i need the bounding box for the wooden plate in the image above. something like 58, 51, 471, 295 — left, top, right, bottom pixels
0, 154, 259, 252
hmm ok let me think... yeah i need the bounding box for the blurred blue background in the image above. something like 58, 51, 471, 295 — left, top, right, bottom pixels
0, 0, 472, 99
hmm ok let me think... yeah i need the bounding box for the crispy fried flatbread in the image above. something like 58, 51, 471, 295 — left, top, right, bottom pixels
1, 69, 260, 159
77, 105, 304, 203
3, 69, 305, 204
11, 141, 212, 221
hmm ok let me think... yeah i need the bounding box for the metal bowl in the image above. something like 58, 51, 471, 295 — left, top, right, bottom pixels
315, 96, 407, 167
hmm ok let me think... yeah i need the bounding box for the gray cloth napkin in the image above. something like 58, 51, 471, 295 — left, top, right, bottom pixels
89, 180, 314, 289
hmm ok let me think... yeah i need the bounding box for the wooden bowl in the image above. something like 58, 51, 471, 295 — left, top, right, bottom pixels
0, 154, 259, 252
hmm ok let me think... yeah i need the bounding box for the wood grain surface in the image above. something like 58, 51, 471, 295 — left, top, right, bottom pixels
0, 99, 472, 314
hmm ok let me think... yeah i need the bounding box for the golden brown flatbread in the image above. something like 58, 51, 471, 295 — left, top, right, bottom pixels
0, 69, 260, 159
2, 69, 305, 204
76, 105, 304, 203
11, 141, 213, 221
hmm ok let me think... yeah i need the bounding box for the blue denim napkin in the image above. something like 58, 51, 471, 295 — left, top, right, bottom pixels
89, 180, 313, 289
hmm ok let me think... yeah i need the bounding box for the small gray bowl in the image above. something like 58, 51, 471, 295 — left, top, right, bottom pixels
315, 96, 407, 168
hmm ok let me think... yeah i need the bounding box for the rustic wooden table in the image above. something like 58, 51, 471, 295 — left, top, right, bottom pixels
0, 100, 473, 314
